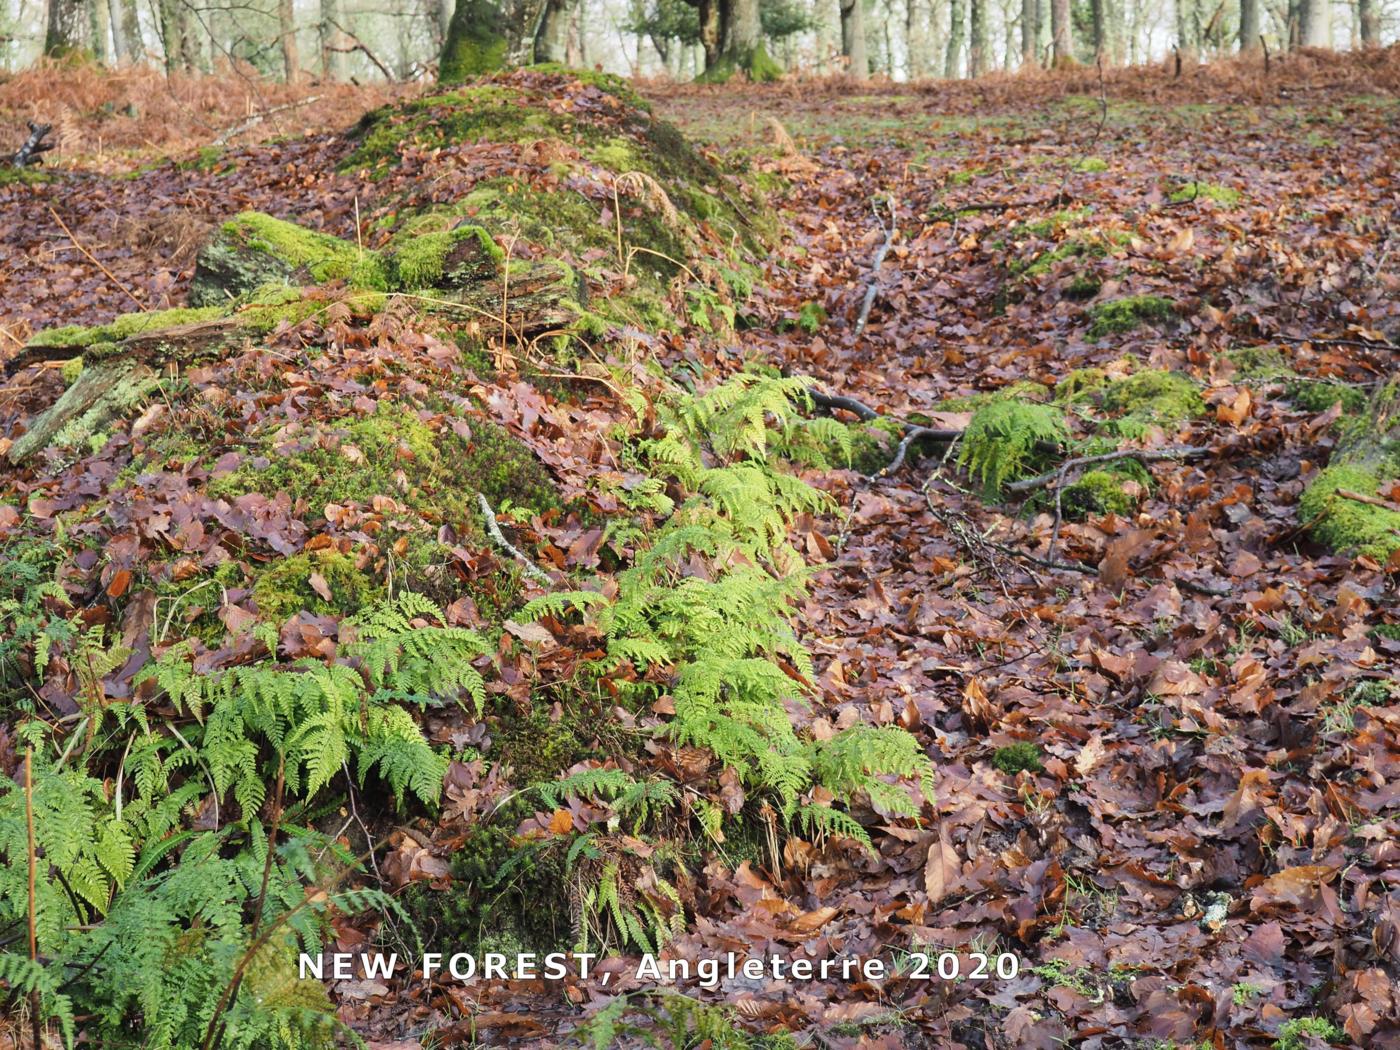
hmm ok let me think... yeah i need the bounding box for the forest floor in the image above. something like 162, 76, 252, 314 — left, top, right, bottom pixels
2, 47, 1399, 1050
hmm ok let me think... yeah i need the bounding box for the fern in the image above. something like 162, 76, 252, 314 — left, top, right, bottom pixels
957, 399, 1068, 496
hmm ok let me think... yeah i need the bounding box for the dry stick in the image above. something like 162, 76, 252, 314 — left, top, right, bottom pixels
808, 388, 879, 420
47, 206, 144, 310
882, 426, 963, 476
25, 749, 42, 1050
853, 197, 896, 337
211, 95, 324, 147
1005, 446, 1209, 494
1336, 488, 1400, 513
478, 493, 552, 585
1269, 333, 1398, 352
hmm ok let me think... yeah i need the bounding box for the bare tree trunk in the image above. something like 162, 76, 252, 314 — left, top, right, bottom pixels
536, 0, 569, 60
1239, 0, 1260, 50
945, 0, 964, 75
320, 0, 347, 78
1299, 0, 1328, 45
90, 0, 112, 61
840, 0, 868, 78
1049, 0, 1071, 66
106, 0, 129, 59
968, 0, 985, 75
1020, 0, 1037, 65
907, 0, 930, 77
45, 0, 86, 54
278, 0, 300, 80
1356, 0, 1378, 43
722, 0, 779, 78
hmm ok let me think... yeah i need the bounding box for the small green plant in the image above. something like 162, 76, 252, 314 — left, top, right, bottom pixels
1232, 982, 1264, 1006
991, 742, 1044, 774
957, 400, 1068, 496
1274, 1015, 1343, 1050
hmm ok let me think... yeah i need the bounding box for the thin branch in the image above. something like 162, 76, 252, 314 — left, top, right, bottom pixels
47, 207, 144, 309
478, 493, 552, 585
853, 197, 896, 336
1005, 446, 1210, 494
212, 95, 324, 147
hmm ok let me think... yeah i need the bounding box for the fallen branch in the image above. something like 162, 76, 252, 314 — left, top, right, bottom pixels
212, 96, 323, 147
809, 387, 879, 420
1005, 446, 1210, 494
1267, 333, 1397, 351
1336, 488, 1400, 513
477, 493, 552, 585
11, 121, 54, 168
881, 425, 961, 476
853, 197, 896, 337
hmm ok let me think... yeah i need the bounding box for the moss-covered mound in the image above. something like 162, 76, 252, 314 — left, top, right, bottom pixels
1298, 380, 1400, 561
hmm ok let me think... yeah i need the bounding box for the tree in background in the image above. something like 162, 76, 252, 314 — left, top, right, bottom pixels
1050, 0, 1072, 65
839, 0, 867, 77
624, 0, 809, 80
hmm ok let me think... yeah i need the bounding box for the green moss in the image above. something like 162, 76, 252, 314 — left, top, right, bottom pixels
1284, 378, 1368, 414
1169, 181, 1243, 206
1056, 368, 1109, 400
1075, 157, 1109, 173
1273, 1016, 1342, 1050
176, 146, 229, 173
1060, 470, 1138, 519
465, 417, 561, 516
439, 0, 508, 83
61, 356, 84, 385
527, 63, 652, 111
1085, 295, 1177, 339
1100, 369, 1203, 421
1065, 273, 1102, 299
992, 742, 1043, 774
25, 307, 226, 350
1299, 464, 1400, 561
0, 166, 53, 186
848, 417, 906, 475
389, 225, 503, 289
1372, 624, 1400, 643
154, 560, 248, 645
221, 212, 388, 290
1010, 208, 1093, 239
251, 549, 378, 623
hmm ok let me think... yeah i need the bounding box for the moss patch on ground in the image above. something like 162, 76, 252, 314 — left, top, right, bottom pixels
252, 549, 380, 623
1169, 180, 1243, 206
1085, 295, 1177, 339
1299, 464, 1400, 561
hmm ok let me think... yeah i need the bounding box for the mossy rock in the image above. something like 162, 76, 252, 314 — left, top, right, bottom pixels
189, 212, 388, 306
251, 549, 379, 623
1085, 295, 1177, 340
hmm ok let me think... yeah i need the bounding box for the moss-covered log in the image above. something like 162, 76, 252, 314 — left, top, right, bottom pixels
1300, 379, 1400, 561
7, 358, 158, 465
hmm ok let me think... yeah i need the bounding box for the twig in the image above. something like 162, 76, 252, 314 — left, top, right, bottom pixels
1336, 488, 1400, 513
927, 191, 1074, 220
478, 493, 552, 585
1005, 446, 1209, 494
25, 749, 42, 1050
211, 95, 324, 147
1268, 333, 1397, 351
853, 197, 896, 336
47, 206, 144, 309
880, 426, 961, 476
